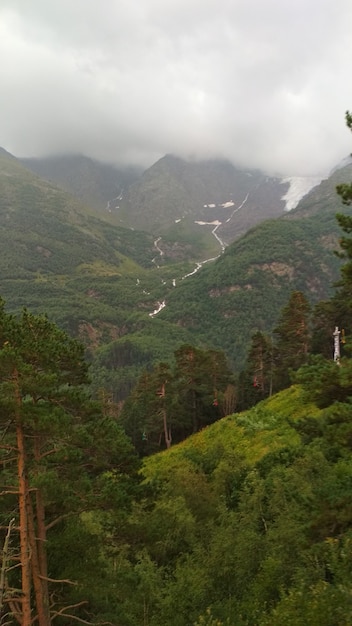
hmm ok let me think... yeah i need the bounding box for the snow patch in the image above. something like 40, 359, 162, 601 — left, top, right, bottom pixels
281, 176, 323, 211
195, 220, 222, 226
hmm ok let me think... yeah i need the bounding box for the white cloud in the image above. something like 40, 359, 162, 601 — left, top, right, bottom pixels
1, 0, 352, 175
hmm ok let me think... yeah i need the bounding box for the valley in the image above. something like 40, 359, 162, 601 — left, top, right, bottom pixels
0, 146, 351, 400
1, 143, 352, 626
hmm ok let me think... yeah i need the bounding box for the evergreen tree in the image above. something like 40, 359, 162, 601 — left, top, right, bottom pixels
273, 291, 311, 389
121, 345, 234, 455
238, 331, 273, 410
120, 363, 176, 455
0, 302, 137, 625
173, 345, 233, 434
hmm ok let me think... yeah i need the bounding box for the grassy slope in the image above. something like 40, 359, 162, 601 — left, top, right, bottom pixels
132, 385, 352, 625
141, 385, 320, 483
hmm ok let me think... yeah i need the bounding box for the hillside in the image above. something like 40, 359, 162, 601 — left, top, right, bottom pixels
0, 149, 197, 362
156, 165, 352, 368
1, 148, 352, 402
99, 380, 352, 625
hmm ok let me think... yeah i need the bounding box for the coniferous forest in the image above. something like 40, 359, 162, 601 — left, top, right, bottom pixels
2, 115, 352, 625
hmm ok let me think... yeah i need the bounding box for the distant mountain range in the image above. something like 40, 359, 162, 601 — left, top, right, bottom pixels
1, 145, 352, 397
21, 152, 323, 257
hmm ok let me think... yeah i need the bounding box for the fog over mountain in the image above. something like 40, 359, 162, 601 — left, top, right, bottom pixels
1, 0, 352, 176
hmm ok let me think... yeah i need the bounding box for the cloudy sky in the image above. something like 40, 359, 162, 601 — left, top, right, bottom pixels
1, 0, 352, 176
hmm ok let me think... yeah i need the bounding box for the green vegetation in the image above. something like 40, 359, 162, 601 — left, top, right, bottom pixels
2, 114, 352, 624
159, 196, 344, 369
0, 302, 138, 625
0, 147, 351, 403
120, 345, 235, 454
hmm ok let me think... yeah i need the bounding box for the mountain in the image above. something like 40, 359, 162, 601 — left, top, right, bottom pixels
1, 145, 351, 401
119, 154, 291, 241
21, 153, 142, 211
0, 148, 202, 399
20, 152, 323, 260
155, 163, 352, 368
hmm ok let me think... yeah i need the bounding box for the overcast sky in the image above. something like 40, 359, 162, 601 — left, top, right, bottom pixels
1, 0, 352, 176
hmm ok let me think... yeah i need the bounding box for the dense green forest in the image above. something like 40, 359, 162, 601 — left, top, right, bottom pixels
2, 115, 352, 624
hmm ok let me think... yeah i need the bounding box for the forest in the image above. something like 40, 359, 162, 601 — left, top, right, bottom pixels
2, 113, 352, 625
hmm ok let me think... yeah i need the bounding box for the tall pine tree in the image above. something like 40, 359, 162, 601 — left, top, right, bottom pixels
0, 302, 137, 625
273, 291, 311, 389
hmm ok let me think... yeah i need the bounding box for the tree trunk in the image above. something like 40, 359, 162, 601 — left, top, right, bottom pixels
191, 388, 197, 433
33, 436, 51, 625
159, 383, 172, 449
0, 518, 15, 619
162, 407, 172, 449
26, 488, 51, 626
14, 370, 32, 626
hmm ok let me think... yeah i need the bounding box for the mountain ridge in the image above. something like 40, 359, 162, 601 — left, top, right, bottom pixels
18, 150, 324, 251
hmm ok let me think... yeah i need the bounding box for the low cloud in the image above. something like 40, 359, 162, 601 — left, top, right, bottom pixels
1, 0, 352, 175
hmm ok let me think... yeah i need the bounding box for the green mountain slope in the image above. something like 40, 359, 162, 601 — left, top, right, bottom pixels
105, 383, 352, 625
157, 166, 352, 369
0, 149, 193, 334
1, 147, 352, 403
0, 149, 206, 400
21, 153, 292, 261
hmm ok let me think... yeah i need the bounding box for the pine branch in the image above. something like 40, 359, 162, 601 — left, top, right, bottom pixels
51, 600, 89, 622
45, 511, 75, 531
38, 574, 78, 586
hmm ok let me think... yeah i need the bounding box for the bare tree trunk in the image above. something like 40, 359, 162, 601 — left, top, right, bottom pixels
0, 518, 15, 619
162, 408, 172, 449
191, 388, 197, 433
159, 384, 172, 449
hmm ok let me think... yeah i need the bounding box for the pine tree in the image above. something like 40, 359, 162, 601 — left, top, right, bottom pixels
121, 345, 234, 454
274, 291, 311, 389
0, 302, 137, 625
239, 331, 273, 409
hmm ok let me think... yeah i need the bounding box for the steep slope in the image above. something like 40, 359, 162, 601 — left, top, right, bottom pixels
0, 150, 193, 339
0, 149, 158, 277
130, 384, 352, 625
120, 154, 290, 240
156, 165, 352, 369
